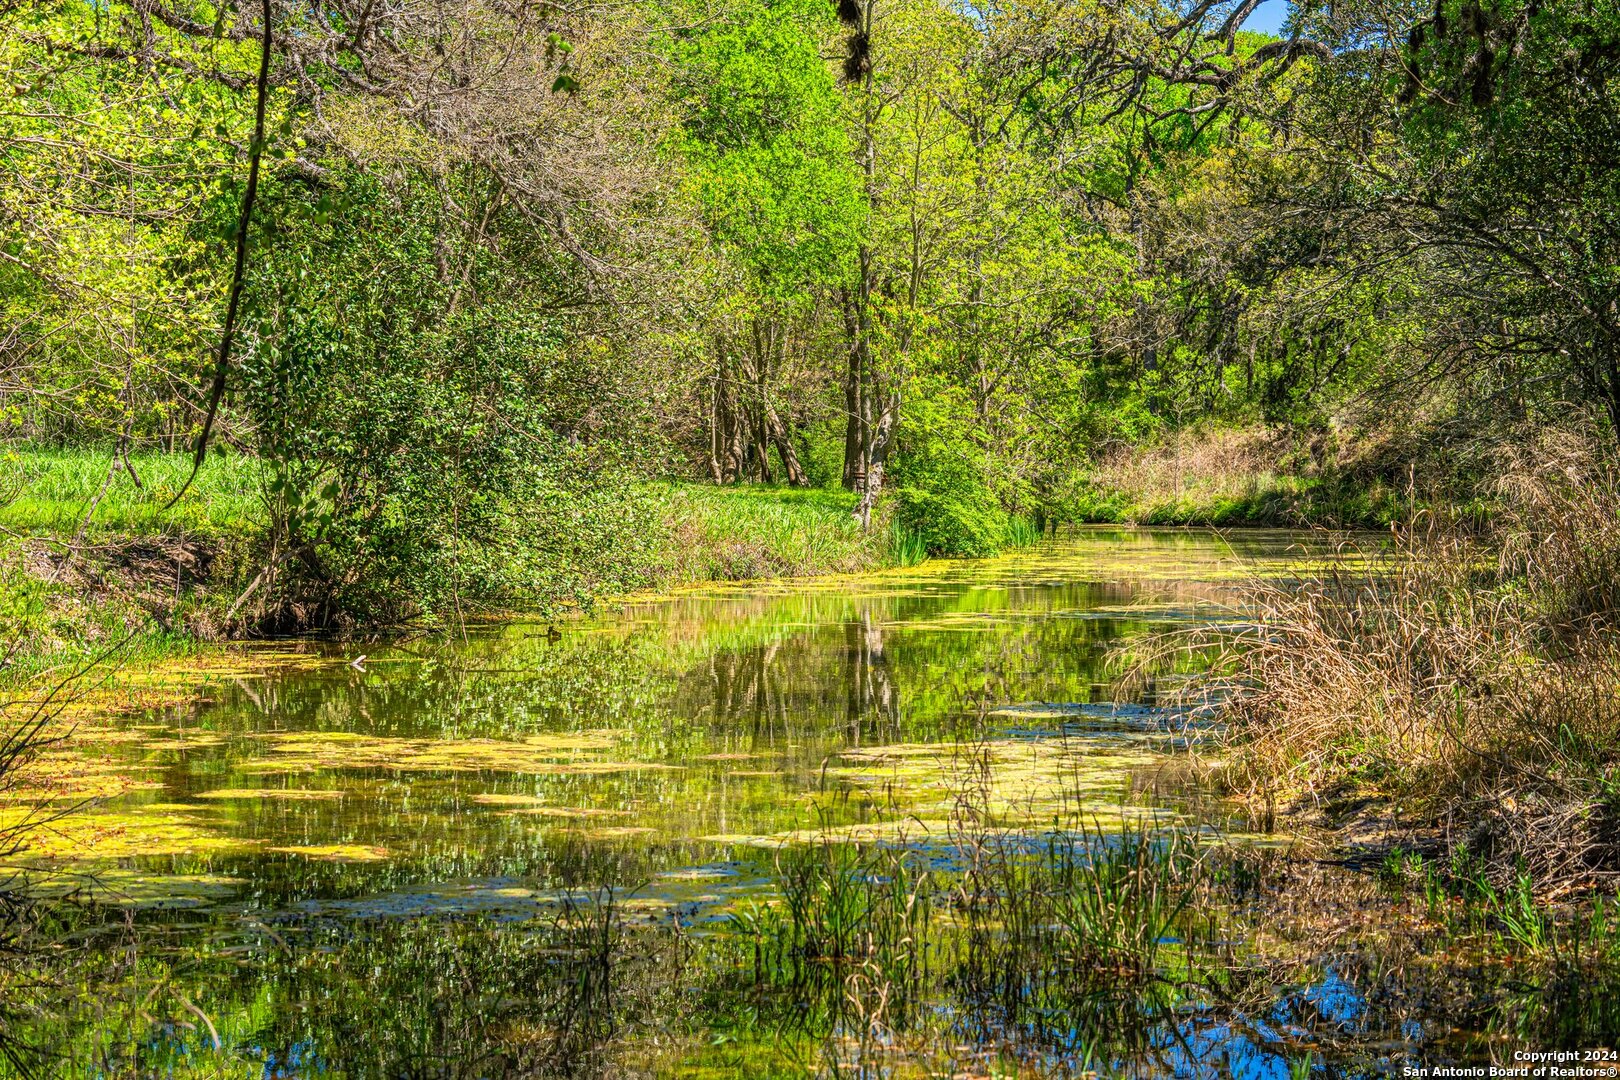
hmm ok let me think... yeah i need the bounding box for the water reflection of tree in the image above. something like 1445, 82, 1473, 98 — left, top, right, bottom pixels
843, 608, 895, 747
705, 638, 786, 743
693, 605, 900, 749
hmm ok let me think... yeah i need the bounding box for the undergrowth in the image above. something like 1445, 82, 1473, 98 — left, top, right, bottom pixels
1063, 425, 1412, 528
1209, 422, 1620, 896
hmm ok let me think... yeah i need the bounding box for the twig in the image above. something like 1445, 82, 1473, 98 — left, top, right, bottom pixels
161, 0, 274, 513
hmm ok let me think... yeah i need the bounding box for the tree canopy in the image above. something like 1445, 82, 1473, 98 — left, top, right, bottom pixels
3, 0, 1615, 617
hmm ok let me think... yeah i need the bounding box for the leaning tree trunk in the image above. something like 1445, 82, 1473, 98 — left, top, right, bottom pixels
766, 402, 809, 487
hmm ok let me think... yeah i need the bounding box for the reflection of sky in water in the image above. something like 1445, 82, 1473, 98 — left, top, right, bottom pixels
1302, 968, 1367, 1028
1132, 972, 1369, 1080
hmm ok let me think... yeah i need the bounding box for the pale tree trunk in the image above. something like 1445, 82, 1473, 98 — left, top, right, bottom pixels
854, 395, 896, 529
766, 402, 809, 487
705, 374, 723, 483
844, 608, 896, 746
726, 401, 746, 482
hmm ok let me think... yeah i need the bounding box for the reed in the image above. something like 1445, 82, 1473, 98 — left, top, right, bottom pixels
886, 521, 929, 566
1213, 422, 1620, 894
1002, 513, 1042, 549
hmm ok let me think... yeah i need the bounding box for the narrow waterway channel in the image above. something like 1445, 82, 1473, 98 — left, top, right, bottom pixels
11, 528, 1610, 1075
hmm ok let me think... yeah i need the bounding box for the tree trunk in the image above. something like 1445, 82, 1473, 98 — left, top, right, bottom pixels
854, 394, 896, 529
766, 402, 809, 487
751, 403, 773, 483
749, 335, 773, 483
705, 375, 723, 484
714, 343, 746, 483
841, 288, 864, 491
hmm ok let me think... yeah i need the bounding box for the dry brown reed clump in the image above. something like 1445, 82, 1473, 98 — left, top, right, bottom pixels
1218, 422, 1620, 896
1088, 426, 1301, 507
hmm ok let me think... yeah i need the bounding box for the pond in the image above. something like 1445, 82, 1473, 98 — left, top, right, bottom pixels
8, 528, 1611, 1076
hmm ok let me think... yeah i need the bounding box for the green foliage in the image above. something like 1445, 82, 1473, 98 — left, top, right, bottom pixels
670, 0, 860, 297
0, 1, 291, 445
795, 417, 850, 491
237, 170, 667, 623
6, 0, 1615, 636
889, 385, 1009, 558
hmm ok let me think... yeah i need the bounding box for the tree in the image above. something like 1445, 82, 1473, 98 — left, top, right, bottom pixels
671, 0, 862, 486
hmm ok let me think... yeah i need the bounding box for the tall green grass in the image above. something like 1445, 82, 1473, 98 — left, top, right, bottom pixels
887, 521, 929, 566
730, 820, 1215, 999
1002, 513, 1041, 549
0, 448, 261, 537
653, 483, 888, 582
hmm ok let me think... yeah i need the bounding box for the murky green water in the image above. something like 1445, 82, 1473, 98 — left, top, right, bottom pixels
40, 528, 1292, 908
12, 528, 1612, 1077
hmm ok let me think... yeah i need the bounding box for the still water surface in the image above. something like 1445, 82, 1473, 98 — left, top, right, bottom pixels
56, 528, 1292, 911
25, 528, 1590, 1077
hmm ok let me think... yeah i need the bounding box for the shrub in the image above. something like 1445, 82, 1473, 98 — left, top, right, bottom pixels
890, 386, 1007, 558
234, 172, 669, 629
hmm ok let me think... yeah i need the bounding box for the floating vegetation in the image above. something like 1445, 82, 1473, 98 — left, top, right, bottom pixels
136, 733, 230, 751
557, 826, 656, 840
237, 730, 674, 776
11, 805, 262, 859
268, 843, 391, 862
5, 529, 1606, 1075
194, 787, 346, 801
469, 793, 552, 807
824, 736, 1170, 824
500, 806, 635, 819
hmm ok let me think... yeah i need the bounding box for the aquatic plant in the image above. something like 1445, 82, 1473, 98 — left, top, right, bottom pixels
0, 645, 137, 1072
1002, 514, 1043, 550
1204, 423, 1620, 895
886, 521, 929, 567
1046, 823, 1203, 973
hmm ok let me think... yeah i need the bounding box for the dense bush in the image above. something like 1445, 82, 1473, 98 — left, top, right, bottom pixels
235, 172, 667, 627
889, 386, 1008, 558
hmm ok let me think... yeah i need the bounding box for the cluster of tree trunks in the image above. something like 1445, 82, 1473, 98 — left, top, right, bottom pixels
704, 320, 809, 486
701, 2, 899, 527
700, 298, 896, 527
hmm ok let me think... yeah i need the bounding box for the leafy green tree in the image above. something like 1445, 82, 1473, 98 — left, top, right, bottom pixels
670, 0, 862, 486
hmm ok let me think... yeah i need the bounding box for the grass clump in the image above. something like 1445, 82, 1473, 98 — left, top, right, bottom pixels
720, 811, 1224, 1072
1215, 422, 1620, 895
653, 483, 889, 582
